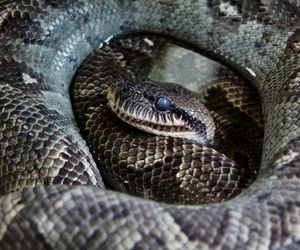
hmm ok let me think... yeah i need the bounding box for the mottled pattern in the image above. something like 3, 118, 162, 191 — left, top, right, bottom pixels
0, 0, 299, 249
71, 35, 261, 205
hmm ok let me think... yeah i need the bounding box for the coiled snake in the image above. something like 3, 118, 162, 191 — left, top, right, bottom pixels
0, 0, 299, 249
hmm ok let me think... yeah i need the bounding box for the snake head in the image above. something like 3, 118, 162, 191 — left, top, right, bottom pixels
107, 78, 217, 146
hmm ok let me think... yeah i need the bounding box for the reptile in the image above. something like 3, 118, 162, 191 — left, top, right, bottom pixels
0, 0, 299, 249
71, 34, 263, 205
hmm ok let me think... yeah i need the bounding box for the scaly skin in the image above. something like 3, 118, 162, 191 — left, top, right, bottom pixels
0, 0, 299, 249
71, 35, 261, 205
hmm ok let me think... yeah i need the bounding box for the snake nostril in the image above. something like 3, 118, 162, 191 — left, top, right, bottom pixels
120, 86, 133, 97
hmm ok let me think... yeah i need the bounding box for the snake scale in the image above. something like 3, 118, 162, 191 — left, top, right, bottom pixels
71, 34, 263, 205
0, 0, 299, 249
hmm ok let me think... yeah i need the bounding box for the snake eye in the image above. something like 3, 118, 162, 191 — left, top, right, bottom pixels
155, 97, 172, 111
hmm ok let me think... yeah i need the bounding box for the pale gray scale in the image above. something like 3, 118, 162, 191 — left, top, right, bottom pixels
142, 108, 148, 119
148, 110, 154, 121
135, 105, 143, 117
122, 99, 131, 112
0, 0, 299, 249
160, 113, 167, 124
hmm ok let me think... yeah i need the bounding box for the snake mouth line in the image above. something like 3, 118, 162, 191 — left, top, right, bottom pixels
116, 106, 194, 137
107, 89, 212, 145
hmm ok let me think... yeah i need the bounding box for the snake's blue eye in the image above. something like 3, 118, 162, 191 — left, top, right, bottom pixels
155, 97, 172, 111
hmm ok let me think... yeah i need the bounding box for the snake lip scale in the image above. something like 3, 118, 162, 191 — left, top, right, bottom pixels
106, 79, 217, 146
0, 0, 299, 249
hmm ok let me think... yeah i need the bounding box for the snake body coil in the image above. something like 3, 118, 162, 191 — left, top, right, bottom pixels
0, 0, 299, 249
71, 34, 262, 205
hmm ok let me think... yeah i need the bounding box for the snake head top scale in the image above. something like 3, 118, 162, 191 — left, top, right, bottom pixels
106, 78, 218, 147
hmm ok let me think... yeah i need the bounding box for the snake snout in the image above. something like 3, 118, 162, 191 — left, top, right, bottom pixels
107, 79, 218, 146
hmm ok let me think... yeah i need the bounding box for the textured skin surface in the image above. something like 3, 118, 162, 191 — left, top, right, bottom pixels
0, 0, 299, 249
71, 35, 262, 205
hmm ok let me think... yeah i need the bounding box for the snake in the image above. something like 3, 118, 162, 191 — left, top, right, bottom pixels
0, 0, 299, 249
71, 33, 263, 205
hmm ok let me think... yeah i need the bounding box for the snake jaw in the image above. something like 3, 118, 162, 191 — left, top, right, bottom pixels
106, 82, 217, 147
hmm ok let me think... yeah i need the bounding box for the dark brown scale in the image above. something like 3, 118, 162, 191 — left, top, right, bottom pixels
71, 34, 263, 205
74, 104, 250, 204
201, 77, 263, 177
